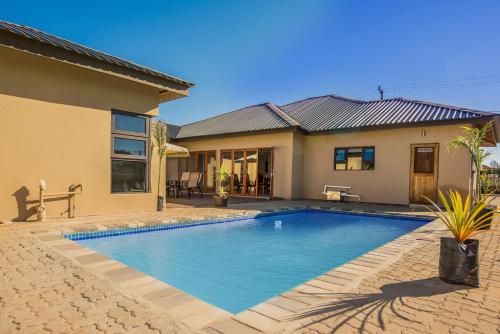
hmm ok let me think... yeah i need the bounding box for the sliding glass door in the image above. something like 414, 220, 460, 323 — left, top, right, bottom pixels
257, 149, 272, 196
220, 148, 273, 197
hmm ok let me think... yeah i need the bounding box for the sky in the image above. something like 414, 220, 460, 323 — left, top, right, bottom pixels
3, 0, 500, 162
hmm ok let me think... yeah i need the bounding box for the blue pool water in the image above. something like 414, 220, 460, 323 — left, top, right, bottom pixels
76, 211, 427, 313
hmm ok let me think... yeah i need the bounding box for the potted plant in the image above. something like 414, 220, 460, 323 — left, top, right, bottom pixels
152, 120, 168, 211
449, 120, 496, 228
424, 189, 496, 287
214, 164, 229, 207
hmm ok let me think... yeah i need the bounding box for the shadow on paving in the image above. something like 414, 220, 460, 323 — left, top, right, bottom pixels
289, 277, 471, 333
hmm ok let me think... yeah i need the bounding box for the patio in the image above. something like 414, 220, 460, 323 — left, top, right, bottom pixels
0, 199, 498, 333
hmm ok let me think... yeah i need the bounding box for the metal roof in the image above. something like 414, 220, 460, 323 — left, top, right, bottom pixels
0, 20, 193, 88
173, 94, 496, 139
166, 123, 182, 139
280, 95, 491, 132
175, 103, 293, 139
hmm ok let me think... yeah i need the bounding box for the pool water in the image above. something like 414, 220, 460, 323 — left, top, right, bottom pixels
77, 211, 427, 313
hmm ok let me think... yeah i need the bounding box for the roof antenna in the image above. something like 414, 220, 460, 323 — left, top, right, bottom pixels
378, 85, 384, 101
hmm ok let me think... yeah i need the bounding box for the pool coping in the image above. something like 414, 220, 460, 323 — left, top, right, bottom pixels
36, 206, 440, 333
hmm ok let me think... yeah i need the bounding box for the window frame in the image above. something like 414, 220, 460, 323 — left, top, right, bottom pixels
334, 146, 375, 171
111, 109, 149, 137
111, 110, 151, 194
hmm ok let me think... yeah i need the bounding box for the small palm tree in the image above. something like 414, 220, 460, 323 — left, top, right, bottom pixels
424, 189, 494, 247
216, 164, 229, 198
151, 120, 168, 210
448, 121, 493, 204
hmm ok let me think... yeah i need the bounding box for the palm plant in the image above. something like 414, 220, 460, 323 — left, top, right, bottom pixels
216, 164, 229, 198
424, 188, 496, 286
424, 189, 494, 247
151, 120, 168, 210
448, 121, 493, 203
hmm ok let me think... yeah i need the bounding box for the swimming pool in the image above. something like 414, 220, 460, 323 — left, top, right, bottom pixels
73, 210, 429, 313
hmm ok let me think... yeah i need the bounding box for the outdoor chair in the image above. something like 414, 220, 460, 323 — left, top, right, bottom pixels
167, 179, 178, 197
196, 171, 204, 198
246, 174, 256, 193
322, 185, 360, 202
178, 172, 191, 197
233, 174, 242, 193
186, 172, 202, 198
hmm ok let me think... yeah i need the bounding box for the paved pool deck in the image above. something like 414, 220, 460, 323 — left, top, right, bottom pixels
0, 199, 498, 333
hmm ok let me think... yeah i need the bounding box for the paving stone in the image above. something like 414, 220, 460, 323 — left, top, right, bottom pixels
209, 318, 262, 334
74, 253, 110, 265
235, 310, 280, 332
1, 200, 498, 334
268, 295, 310, 312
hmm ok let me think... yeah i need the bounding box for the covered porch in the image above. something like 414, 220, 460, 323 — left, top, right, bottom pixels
166, 147, 275, 199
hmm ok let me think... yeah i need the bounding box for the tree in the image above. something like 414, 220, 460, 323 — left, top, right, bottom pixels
151, 120, 168, 210
448, 121, 493, 204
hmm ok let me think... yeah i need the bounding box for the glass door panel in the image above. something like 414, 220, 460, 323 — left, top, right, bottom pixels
258, 149, 272, 196
188, 154, 196, 172
233, 151, 245, 194
245, 150, 257, 195
178, 158, 188, 179
206, 152, 217, 192
196, 152, 206, 189
221, 151, 232, 194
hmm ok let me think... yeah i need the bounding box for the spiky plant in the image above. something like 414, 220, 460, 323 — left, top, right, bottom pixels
216, 164, 229, 198
448, 121, 493, 203
151, 120, 168, 201
424, 189, 495, 247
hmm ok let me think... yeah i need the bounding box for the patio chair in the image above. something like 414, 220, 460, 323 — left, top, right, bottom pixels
233, 174, 242, 193
186, 172, 202, 198
322, 185, 360, 202
246, 174, 256, 193
178, 172, 191, 197
166, 179, 177, 198
196, 171, 204, 198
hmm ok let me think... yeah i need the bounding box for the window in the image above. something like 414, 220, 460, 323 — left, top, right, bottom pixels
413, 147, 434, 173
111, 110, 149, 193
113, 112, 146, 133
334, 147, 375, 170
113, 138, 146, 156
111, 160, 147, 192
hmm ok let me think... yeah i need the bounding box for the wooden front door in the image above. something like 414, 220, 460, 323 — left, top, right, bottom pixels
409, 144, 439, 204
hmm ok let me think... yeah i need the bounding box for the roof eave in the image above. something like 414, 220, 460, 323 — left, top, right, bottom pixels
0, 30, 193, 101
303, 117, 494, 136
173, 126, 297, 141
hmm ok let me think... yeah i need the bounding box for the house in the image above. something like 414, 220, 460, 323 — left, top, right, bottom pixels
168, 95, 500, 205
0, 21, 193, 221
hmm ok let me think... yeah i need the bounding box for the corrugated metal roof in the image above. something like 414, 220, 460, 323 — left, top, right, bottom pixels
166, 124, 182, 139
0, 20, 193, 87
175, 103, 293, 139
173, 94, 495, 139
280, 95, 491, 131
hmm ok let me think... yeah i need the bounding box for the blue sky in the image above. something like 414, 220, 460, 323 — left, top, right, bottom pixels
3, 0, 500, 161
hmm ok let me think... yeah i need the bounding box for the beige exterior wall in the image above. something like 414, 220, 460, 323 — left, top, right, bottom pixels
302, 124, 471, 204
174, 131, 299, 199
291, 131, 305, 199
0, 46, 166, 221
174, 124, 471, 205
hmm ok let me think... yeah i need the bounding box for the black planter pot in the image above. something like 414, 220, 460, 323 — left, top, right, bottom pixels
157, 196, 164, 211
214, 196, 228, 207
439, 237, 479, 287
479, 205, 495, 230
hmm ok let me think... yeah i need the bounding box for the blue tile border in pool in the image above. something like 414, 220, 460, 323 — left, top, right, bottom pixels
64, 208, 434, 241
